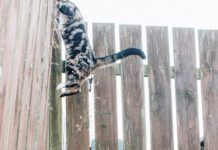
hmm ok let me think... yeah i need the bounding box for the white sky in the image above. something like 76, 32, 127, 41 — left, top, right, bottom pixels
72, 0, 218, 29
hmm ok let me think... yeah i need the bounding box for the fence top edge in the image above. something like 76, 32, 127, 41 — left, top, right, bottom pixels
87, 22, 218, 31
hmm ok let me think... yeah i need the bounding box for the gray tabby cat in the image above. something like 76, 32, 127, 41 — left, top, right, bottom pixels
56, 1, 145, 97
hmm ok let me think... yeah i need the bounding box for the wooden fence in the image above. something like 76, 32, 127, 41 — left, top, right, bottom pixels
0, 0, 55, 149
56, 24, 218, 150
0, 1, 218, 149
48, 23, 218, 150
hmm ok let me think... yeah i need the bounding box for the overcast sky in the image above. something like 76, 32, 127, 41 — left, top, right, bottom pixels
72, 0, 218, 29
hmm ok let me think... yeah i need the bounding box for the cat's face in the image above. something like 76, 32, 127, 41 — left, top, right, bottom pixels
57, 1, 75, 16
56, 1, 84, 35
56, 1, 74, 32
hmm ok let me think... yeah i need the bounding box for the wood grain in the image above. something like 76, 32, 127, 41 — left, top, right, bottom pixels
146, 26, 173, 150
173, 28, 199, 150
0, 0, 55, 149
120, 25, 146, 150
49, 31, 62, 150
66, 82, 90, 150
199, 30, 218, 150
0, 0, 5, 137
93, 23, 118, 150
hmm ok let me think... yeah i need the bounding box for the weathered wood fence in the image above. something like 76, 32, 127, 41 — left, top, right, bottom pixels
50, 23, 217, 150
58, 24, 218, 150
0, 1, 218, 150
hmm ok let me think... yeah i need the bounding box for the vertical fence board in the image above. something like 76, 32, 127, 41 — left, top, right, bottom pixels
173, 28, 199, 149
120, 25, 146, 150
199, 30, 218, 150
49, 31, 62, 150
93, 23, 118, 150
0, 0, 54, 149
147, 27, 173, 150
66, 23, 90, 150
0, 1, 8, 141
1, 1, 22, 148
1, 0, 29, 148
16, 1, 41, 148
0, 0, 3, 94
26, 0, 53, 148
66, 83, 89, 150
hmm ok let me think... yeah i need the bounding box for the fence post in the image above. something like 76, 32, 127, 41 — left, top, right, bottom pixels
146, 27, 173, 150
49, 30, 62, 150
120, 25, 146, 150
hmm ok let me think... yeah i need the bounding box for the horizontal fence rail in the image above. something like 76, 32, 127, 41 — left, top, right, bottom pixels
63, 62, 202, 79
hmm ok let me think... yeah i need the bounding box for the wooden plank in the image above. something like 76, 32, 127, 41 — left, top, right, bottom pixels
0, 0, 54, 149
65, 23, 90, 150
66, 23, 89, 150
0, 0, 7, 139
0, 0, 3, 91
66, 83, 89, 150
198, 30, 218, 150
16, 1, 42, 148
173, 28, 199, 149
49, 30, 62, 150
93, 23, 118, 150
26, 0, 54, 149
146, 26, 173, 150
0, 1, 35, 149
120, 25, 146, 150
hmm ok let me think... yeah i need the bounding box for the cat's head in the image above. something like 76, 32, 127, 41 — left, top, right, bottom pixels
56, 1, 83, 31
57, 1, 76, 17
56, 1, 76, 32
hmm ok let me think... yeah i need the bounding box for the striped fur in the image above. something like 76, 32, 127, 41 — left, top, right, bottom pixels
56, 1, 146, 97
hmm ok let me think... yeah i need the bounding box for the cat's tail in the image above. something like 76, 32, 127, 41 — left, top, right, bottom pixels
94, 48, 146, 68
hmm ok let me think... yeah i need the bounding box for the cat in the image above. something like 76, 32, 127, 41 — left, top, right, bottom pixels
56, 1, 146, 97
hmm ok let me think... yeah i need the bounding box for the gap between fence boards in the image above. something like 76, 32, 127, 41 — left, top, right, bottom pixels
62, 61, 201, 80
